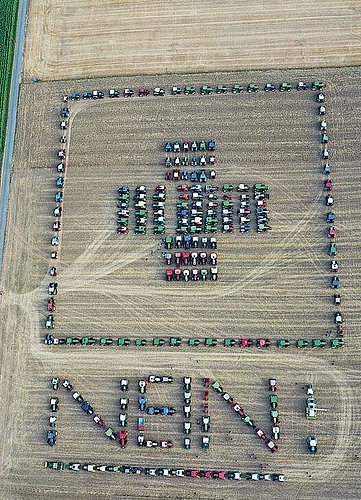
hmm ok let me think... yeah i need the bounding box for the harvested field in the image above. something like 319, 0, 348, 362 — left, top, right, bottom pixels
23, 1, 361, 81
0, 67, 361, 499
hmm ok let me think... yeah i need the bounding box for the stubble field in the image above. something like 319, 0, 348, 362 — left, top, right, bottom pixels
0, 68, 361, 499
23, 0, 361, 82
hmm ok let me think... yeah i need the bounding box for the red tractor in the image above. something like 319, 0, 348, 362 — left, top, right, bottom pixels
174, 252, 182, 266
328, 226, 336, 238
257, 338, 271, 348
203, 378, 210, 388
138, 88, 150, 97
47, 298, 55, 312
177, 184, 188, 192
324, 178, 333, 191
119, 430, 128, 448
182, 251, 190, 265
165, 269, 173, 281
239, 338, 253, 348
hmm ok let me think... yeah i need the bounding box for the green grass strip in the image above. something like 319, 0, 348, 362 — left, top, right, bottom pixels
0, 0, 19, 153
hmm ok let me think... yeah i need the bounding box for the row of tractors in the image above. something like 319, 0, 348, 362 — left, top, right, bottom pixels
317, 92, 344, 340
44, 460, 285, 481
64, 81, 325, 103
43, 105, 71, 336
211, 381, 278, 453
44, 333, 344, 348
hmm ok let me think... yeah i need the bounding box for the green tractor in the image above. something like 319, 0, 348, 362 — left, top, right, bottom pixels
165, 236, 173, 249
222, 200, 234, 207
135, 226, 146, 234
312, 339, 327, 348
200, 269, 208, 281
184, 86, 196, 95
205, 338, 218, 347
153, 338, 165, 346
330, 339, 344, 348
296, 339, 309, 348
242, 415, 255, 427
211, 381, 223, 393
117, 337, 131, 346
199, 140, 207, 151
81, 337, 96, 346
65, 337, 81, 346
311, 81, 325, 91
270, 410, 279, 424
232, 84, 244, 93
269, 395, 278, 409
224, 338, 236, 347
154, 226, 165, 234
188, 338, 200, 347
247, 83, 259, 93
44, 461, 65, 470
277, 339, 290, 348
329, 242, 337, 256
200, 85, 213, 95
176, 226, 188, 234
169, 337, 182, 346
100, 337, 113, 346
254, 183, 269, 191
222, 184, 234, 192
216, 84, 228, 94
205, 225, 218, 233
105, 427, 117, 440
135, 338, 147, 346
279, 82, 292, 92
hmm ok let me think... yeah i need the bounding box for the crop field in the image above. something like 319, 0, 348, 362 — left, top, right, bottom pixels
0, 0, 19, 153
0, 67, 361, 500
23, 0, 361, 82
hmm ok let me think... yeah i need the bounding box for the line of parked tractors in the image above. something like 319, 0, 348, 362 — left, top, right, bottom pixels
63, 80, 325, 103
43, 105, 71, 333
44, 333, 344, 348
317, 92, 344, 339
212, 380, 278, 453
44, 460, 285, 482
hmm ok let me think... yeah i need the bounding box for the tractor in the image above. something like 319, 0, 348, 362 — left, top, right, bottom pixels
123, 89, 134, 97
232, 84, 244, 93
277, 339, 290, 348
216, 85, 227, 94
153, 87, 165, 96
335, 312, 343, 324
135, 339, 147, 347
329, 242, 337, 256
326, 212, 335, 223
247, 83, 259, 92
311, 81, 325, 91
269, 395, 278, 409
81, 337, 96, 345
200, 85, 213, 95
224, 338, 236, 347
334, 293, 341, 305
264, 83, 276, 92
307, 436, 318, 453
99, 337, 113, 346
109, 89, 120, 97
296, 81, 308, 90
312, 339, 327, 348
117, 337, 131, 346
153, 338, 165, 347
279, 82, 292, 92
296, 339, 309, 348
269, 379, 277, 391
331, 276, 340, 288
105, 428, 117, 440
169, 337, 182, 346
305, 398, 317, 419
165, 236, 173, 249
172, 87, 182, 95
205, 338, 217, 347
184, 86, 196, 95
138, 88, 150, 97
330, 339, 344, 348
330, 260, 339, 272
188, 338, 200, 347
